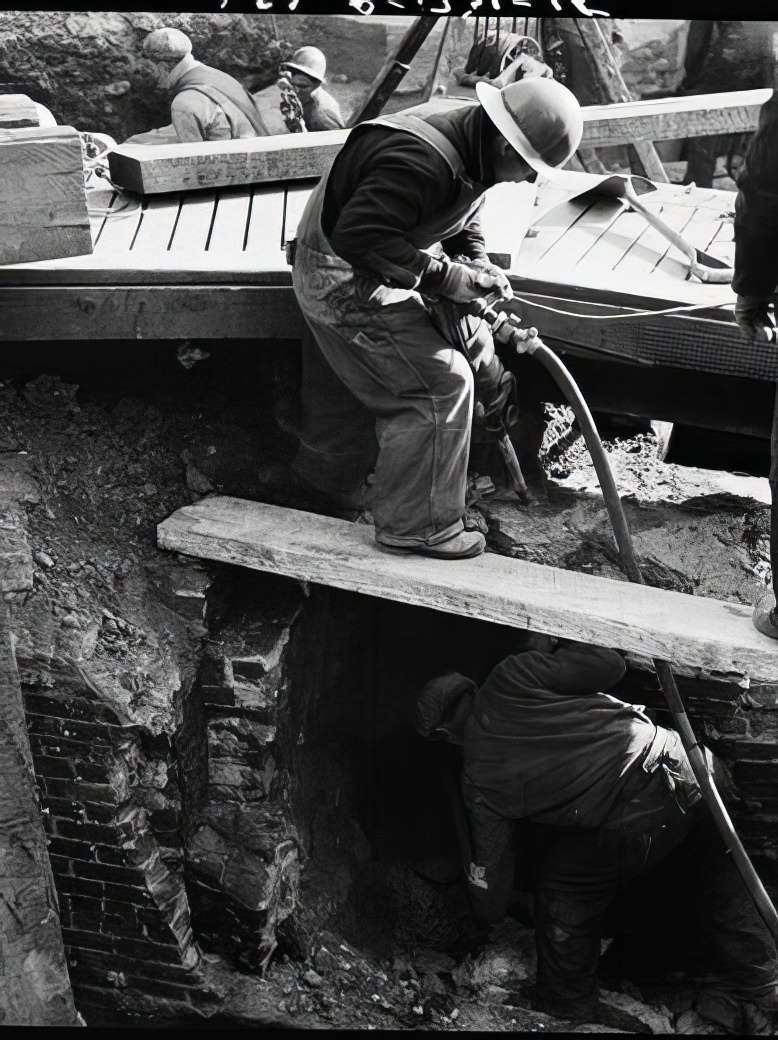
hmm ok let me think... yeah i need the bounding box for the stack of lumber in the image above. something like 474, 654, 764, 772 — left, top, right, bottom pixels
0, 125, 92, 265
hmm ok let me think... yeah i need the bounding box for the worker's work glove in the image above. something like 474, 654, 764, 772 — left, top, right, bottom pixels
735, 294, 776, 343
437, 258, 512, 305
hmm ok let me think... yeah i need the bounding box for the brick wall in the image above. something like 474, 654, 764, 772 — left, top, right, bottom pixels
184, 569, 306, 972
618, 667, 778, 904
23, 676, 212, 1022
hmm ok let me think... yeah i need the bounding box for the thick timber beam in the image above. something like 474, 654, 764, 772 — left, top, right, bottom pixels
108, 89, 772, 197
157, 498, 778, 684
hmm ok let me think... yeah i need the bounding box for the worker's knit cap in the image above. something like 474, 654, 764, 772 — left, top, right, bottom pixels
476, 77, 583, 182
415, 673, 477, 745
143, 27, 193, 61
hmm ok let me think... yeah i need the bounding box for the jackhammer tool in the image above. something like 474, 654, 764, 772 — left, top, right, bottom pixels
467, 295, 778, 937
431, 300, 533, 506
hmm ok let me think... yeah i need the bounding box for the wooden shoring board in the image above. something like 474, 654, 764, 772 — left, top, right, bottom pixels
157, 497, 778, 683
0, 285, 304, 341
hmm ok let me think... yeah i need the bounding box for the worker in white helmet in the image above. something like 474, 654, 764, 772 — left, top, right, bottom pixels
289, 78, 583, 559
280, 46, 345, 131
126, 26, 267, 145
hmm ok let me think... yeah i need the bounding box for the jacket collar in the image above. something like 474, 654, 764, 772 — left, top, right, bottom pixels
425, 102, 495, 188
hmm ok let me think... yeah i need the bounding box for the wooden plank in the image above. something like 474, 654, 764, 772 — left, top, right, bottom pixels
282, 184, 316, 246
105, 89, 772, 198
0, 605, 80, 1025
90, 190, 144, 255
0, 285, 303, 340
128, 196, 181, 258
168, 192, 217, 255
108, 129, 345, 196
0, 125, 92, 265
206, 188, 253, 257
567, 207, 647, 277
516, 196, 596, 273
245, 186, 287, 262
157, 498, 778, 683
580, 88, 773, 149
534, 195, 627, 273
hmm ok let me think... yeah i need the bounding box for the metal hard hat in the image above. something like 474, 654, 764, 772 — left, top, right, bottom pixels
282, 46, 327, 84
476, 77, 583, 183
143, 27, 193, 61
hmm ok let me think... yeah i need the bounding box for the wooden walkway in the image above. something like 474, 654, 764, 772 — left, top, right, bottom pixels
0, 174, 747, 374
157, 498, 778, 684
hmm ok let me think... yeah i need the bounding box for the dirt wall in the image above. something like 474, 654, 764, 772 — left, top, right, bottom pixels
0, 11, 393, 142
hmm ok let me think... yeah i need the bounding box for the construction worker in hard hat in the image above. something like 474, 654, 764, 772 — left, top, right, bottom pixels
289, 77, 583, 560
125, 26, 268, 145
280, 46, 345, 131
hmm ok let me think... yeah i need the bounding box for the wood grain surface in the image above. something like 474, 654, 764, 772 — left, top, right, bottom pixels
157, 497, 778, 683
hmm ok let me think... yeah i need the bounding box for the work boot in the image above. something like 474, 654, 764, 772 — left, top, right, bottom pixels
377, 530, 486, 560
752, 588, 778, 640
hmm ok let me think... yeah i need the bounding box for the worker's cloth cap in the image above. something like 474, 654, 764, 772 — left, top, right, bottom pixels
282, 46, 327, 84
415, 673, 476, 745
143, 27, 193, 61
476, 77, 583, 184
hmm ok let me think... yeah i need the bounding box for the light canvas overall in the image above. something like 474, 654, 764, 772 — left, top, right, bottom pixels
292, 101, 489, 547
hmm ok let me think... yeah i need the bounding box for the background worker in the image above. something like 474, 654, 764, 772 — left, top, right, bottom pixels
677, 21, 778, 188
126, 26, 267, 145
418, 634, 778, 1032
280, 47, 344, 131
289, 77, 583, 560
732, 89, 778, 637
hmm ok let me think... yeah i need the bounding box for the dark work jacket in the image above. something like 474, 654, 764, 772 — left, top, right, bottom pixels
462, 645, 659, 828
321, 100, 494, 292
734, 91, 778, 299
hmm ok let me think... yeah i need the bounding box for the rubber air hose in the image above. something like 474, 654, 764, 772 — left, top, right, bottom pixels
532, 337, 778, 937
468, 299, 778, 935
